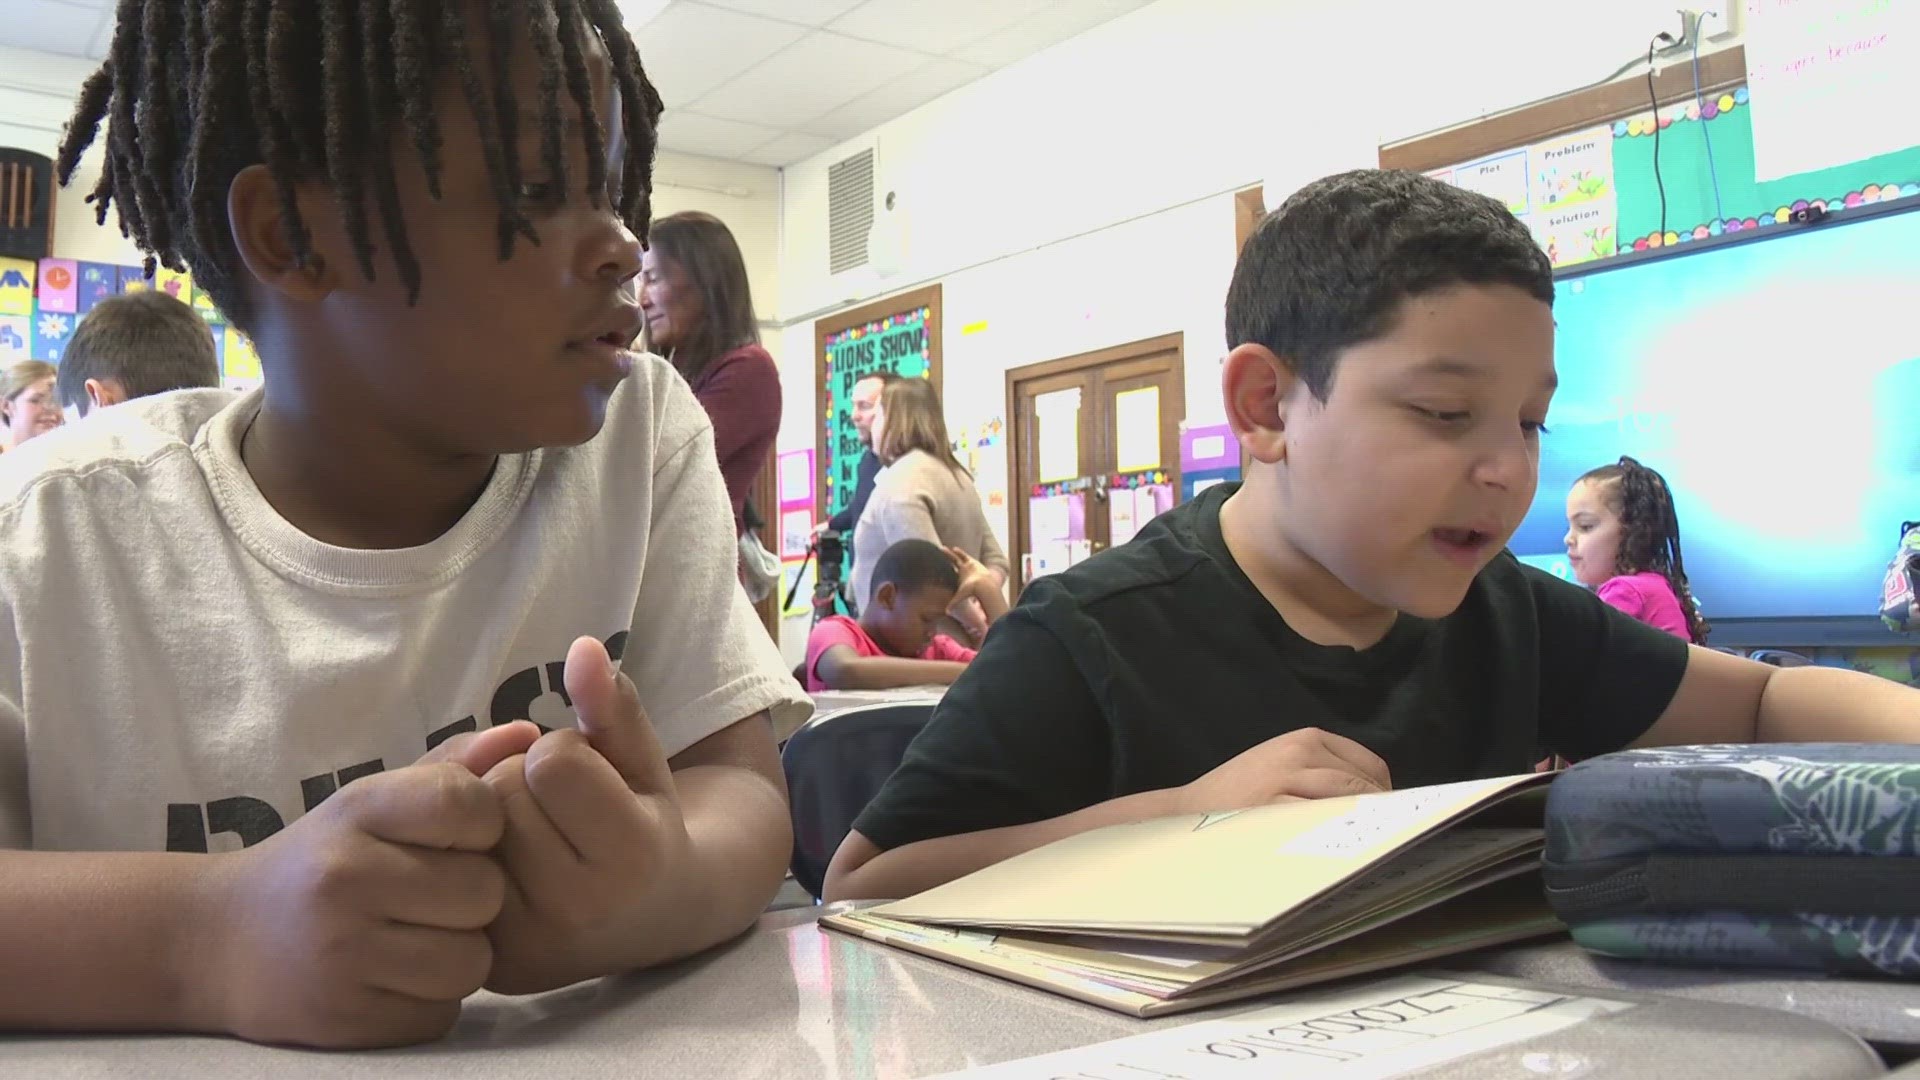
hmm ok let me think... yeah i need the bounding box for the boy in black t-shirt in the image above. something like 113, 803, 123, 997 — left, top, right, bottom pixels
824, 169, 1920, 903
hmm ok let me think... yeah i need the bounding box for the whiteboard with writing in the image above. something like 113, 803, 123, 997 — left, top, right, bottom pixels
928, 976, 1634, 1079
1746, 0, 1920, 181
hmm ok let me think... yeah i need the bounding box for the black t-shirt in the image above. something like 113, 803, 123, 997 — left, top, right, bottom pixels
853, 482, 1691, 852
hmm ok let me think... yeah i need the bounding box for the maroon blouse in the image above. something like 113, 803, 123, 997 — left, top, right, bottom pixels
687, 343, 782, 535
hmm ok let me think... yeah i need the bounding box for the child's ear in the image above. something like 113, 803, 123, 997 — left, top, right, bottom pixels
228, 165, 340, 305
1222, 343, 1293, 465
874, 581, 897, 609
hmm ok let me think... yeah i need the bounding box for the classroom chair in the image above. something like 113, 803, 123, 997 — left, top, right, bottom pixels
781, 701, 935, 901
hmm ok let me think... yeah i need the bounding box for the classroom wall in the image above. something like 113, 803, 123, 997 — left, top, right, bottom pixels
765, 0, 1741, 659
0, 45, 784, 328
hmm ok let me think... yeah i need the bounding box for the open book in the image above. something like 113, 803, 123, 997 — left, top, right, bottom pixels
821, 773, 1564, 1017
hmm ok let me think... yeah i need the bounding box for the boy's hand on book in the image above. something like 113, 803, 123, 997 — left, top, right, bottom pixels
210, 722, 536, 1048
479, 636, 690, 995
1178, 728, 1391, 813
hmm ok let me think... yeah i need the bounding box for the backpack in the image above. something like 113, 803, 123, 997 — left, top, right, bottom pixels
1880, 521, 1920, 633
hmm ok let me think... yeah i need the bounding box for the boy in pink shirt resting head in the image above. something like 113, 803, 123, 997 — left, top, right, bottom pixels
806, 540, 1008, 692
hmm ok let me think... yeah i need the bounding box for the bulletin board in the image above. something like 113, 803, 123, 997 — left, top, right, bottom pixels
0, 255, 262, 391
813, 284, 943, 528
1376, 45, 1920, 270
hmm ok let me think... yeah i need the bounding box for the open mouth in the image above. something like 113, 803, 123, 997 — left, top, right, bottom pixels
1430, 527, 1494, 560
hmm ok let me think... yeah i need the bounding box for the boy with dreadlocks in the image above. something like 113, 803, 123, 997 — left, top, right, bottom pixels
1565, 456, 1709, 644
0, 0, 808, 1049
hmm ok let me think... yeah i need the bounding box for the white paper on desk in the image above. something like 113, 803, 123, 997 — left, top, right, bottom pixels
926, 975, 1633, 1079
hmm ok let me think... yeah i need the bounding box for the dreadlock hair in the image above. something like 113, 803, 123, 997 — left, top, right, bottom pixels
1579, 456, 1710, 644
52, 0, 665, 337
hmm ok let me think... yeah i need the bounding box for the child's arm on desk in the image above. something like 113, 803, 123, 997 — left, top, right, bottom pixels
815, 645, 966, 690
1633, 646, 1920, 748
825, 727, 1388, 901
0, 723, 539, 1048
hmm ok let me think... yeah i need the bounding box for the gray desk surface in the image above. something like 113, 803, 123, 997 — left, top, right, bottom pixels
0, 910, 1886, 1079
1463, 939, 1920, 1049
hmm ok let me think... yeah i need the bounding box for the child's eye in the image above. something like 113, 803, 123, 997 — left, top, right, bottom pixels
1523, 420, 1551, 437
1411, 406, 1471, 425
517, 181, 564, 208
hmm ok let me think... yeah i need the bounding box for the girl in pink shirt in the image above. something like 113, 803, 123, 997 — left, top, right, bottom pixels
1564, 456, 1709, 644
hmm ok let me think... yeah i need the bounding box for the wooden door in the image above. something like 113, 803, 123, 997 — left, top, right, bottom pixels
1006, 334, 1184, 594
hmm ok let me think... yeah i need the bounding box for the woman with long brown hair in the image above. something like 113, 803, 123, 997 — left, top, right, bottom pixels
639, 212, 779, 535
851, 376, 1008, 637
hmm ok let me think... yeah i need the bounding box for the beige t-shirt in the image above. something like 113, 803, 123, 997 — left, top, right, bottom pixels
851, 449, 1010, 609
0, 357, 809, 852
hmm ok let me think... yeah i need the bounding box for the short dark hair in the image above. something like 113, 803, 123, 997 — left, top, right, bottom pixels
54, 0, 663, 335
1227, 169, 1554, 399
645, 211, 760, 384
870, 539, 959, 605
57, 292, 222, 415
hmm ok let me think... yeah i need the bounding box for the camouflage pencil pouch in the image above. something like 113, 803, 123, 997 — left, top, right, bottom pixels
1542, 744, 1920, 978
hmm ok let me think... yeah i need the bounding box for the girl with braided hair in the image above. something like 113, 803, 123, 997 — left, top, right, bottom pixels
1565, 456, 1710, 643
0, 0, 808, 1048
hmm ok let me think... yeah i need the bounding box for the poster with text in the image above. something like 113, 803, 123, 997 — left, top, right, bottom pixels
1449, 150, 1530, 218
1529, 126, 1615, 214
821, 306, 931, 522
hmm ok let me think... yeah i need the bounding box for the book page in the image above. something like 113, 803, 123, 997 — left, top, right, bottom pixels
1273, 829, 1541, 939
876, 774, 1548, 938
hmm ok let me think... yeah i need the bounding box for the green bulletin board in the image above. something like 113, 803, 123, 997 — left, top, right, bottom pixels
1611, 85, 1920, 249
1431, 83, 1920, 269
820, 306, 932, 523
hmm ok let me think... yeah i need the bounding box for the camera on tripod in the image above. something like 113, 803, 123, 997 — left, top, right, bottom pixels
814, 529, 845, 583
783, 528, 852, 625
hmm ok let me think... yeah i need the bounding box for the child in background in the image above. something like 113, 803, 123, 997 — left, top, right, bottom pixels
806, 540, 1006, 692
1565, 456, 1709, 643
56, 291, 224, 421
1, 0, 808, 1050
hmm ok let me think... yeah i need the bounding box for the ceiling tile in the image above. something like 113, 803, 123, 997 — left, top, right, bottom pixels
654, 111, 782, 159
697, 0, 867, 27
951, 0, 1152, 67
0, 0, 110, 60
827, 0, 1043, 54
687, 32, 924, 129
634, 5, 806, 108
736, 132, 838, 167
799, 58, 985, 140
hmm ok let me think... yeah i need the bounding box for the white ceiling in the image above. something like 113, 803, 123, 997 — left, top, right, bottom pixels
2, 0, 1154, 167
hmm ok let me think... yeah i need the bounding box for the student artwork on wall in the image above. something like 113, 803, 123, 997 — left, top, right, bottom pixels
1426, 83, 1920, 269
9, 257, 257, 384
0, 257, 35, 317
76, 263, 116, 314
